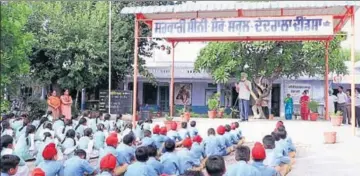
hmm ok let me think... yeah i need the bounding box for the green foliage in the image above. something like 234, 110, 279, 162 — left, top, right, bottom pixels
195, 36, 348, 85
25, 96, 47, 121
1, 2, 34, 109
340, 48, 360, 62
308, 100, 319, 113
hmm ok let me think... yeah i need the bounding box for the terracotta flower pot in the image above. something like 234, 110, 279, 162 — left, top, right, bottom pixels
208, 110, 217, 119
309, 113, 318, 121
183, 112, 191, 122
217, 111, 224, 118
324, 132, 337, 144
331, 116, 343, 126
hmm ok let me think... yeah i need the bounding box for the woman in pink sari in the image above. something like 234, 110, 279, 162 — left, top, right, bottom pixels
300, 90, 310, 120
60, 89, 73, 120
47, 90, 61, 120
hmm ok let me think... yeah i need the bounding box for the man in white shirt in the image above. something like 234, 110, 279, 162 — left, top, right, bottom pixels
337, 86, 348, 124
236, 73, 252, 121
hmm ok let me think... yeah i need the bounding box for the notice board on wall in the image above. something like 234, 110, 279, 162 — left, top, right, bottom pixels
99, 90, 133, 114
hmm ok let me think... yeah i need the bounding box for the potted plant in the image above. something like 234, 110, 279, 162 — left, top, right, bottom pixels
218, 107, 225, 118
207, 98, 218, 119
308, 100, 319, 121
324, 131, 337, 144
330, 111, 343, 126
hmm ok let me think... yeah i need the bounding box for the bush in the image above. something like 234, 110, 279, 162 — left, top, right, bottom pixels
208, 99, 218, 111
26, 96, 47, 121
308, 100, 319, 113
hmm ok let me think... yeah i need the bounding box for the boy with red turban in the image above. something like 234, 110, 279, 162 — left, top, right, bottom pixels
166, 121, 181, 142
99, 154, 117, 176
251, 142, 280, 176
225, 146, 260, 176
177, 138, 201, 174
152, 125, 163, 149
37, 143, 64, 176
216, 125, 233, 156
190, 135, 205, 164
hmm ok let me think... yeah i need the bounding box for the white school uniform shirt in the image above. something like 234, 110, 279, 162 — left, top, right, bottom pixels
1, 129, 14, 137
237, 80, 252, 100
337, 92, 347, 104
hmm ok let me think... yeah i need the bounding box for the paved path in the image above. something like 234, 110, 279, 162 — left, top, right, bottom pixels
153, 117, 360, 176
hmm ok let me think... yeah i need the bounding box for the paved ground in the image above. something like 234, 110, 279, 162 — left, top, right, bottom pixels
152, 117, 360, 176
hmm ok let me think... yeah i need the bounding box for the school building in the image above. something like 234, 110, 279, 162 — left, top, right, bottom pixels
124, 42, 360, 117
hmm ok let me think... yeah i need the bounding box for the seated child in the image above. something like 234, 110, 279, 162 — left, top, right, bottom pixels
178, 122, 190, 140
263, 134, 291, 176
190, 135, 205, 164
225, 146, 260, 176
188, 121, 199, 138
35, 117, 49, 140
15, 115, 30, 141
140, 130, 156, 148
143, 118, 153, 131
151, 125, 162, 149
160, 139, 181, 175
178, 138, 201, 174
1, 120, 14, 137
125, 146, 157, 176
251, 142, 280, 176
134, 120, 145, 140
60, 129, 77, 158
231, 122, 244, 145
115, 114, 124, 132
276, 124, 296, 158
216, 125, 232, 155
78, 128, 98, 159
98, 154, 117, 176
205, 155, 226, 176
1, 135, 30, 176
203, 128, 222, 157
53, 115, 65, 132
56, 119, 73, 142
224, 124, 236, 146
75, 118, 87, 137
0, 154, 21, 176
276, 126, 296, 165
98, 133, 119, 169
14, 125, 36, 161
116, 133, 136, 164
167, 121, 181, 142
102, 114, 112, 131
94, 124, 106, 150
64, 149, 97, 176
35, 132, 60, 166
37, 143, 64, 176
146, 145, 164, 175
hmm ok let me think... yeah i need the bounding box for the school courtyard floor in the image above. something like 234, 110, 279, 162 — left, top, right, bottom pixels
153, 117, 360, 176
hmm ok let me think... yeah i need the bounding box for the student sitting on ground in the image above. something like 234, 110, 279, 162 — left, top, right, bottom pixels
251, 142, 280, 176
225, 146, 261, 176
216, 125, 233, 156
224, 124, 237, 146
146, 145, 164, 175
190, 135, 205, 165
134, 120, 145, 140
203, 128, 222, 157
276, 123, 296, 158
35, 132, 61, 166
276, 126, 296, 166
15, 115, 30, 140
151, 125, 163, 149
37, 143, 64, 176
115, 114, 124, 132
63, 149, 96, 176
140, 130, 156, 148
178, 138, 201, 174
125, 146, 157, 176
178, 122, 190, 140
265, 134, 291, 176
205, 155, 226, 176
116, 133, 136, 165
94, 124, 106, 150
14, 125, 36, 161
1, 120, 14, 137
231, 122, 244, 145
56, 119, 73, 142
98, 133, 120, 169
75, 117, 87, 137
1, 135, 30, 176
189, 121, 199, 138
60, 129, 77, 158
53, 115, 65, 132
103, 114, 112, 132
160, 139, 181, 175
167, 121, 182, 142
78, 128, 98, 159
0, 154, 21, 176
98, 154, 117, 176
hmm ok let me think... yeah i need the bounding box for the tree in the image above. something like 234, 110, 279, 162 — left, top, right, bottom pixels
340, 48, 360, 62
0, 2, 34, 111
195, 35, 347, 118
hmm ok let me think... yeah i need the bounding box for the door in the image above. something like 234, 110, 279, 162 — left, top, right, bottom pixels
271, 84, 281, 117
159, 86, 169, 112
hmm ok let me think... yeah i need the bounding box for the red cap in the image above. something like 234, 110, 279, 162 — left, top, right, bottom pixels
160, 126, 167, 135
192, 135, 203, 143
106, 134, 118, 146
32, 168, 45, 176
252, 142, 266, 160
170, 121, 177, 130
42, 143, 57, 160
182, 137, 193, 148
153, 125, 160, 134
231, 123, 236, 130
100, 154, 117, 170
217, 125, 226, 135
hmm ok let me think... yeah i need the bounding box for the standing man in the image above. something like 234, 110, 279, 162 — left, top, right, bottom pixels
337, 86, 348, 124
236, 73, 252, 122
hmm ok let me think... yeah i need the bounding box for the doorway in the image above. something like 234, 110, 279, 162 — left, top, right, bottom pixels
271, 84, 281, 117
143, 83, 157, 105
159, 86, 169, 112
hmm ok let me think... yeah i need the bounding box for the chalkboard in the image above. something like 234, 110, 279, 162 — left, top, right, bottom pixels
99, 90, 133, 114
